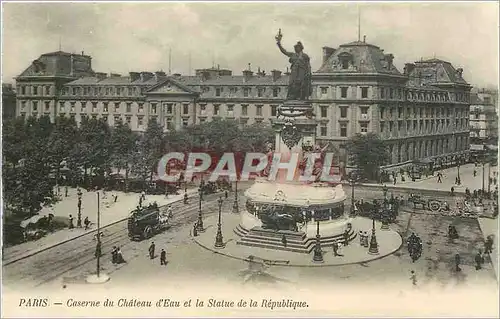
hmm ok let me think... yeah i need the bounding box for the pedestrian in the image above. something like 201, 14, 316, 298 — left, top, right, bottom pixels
225, 190, 228, 199
437, 172, 442, 183
184, 192, 189, 204
332, 240, 339, 256
410, 270, 417, 286
484, 236, 494, 254
363, 231, 369, 247
450, 186, 455, 196
160, 249, 167, 265
193, 223, 198, 237
475, 249, 484, 270
455, 253, 461, 272
111, 246, 117, 264
149, 241, 155, 259
281, 235, 287, 247
114, 194, 118, 203
343, 229, 350, 246
68, 214, 74, 229
65, 186, 69, 197
473, 169, 477, 177
141, 190, 146, 201
84, 216, 90, 230
116, 247, 125, 264
358, 231, 363, 246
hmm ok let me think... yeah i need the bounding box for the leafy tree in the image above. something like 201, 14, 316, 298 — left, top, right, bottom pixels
346, 133, 390, 181
131, 119, 164, 183
239, 123, 275, 152
2, 117, 27, 168
48, 115, 79, 185
110, 119, 137, 190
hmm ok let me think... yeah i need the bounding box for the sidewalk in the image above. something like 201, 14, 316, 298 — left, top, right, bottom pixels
477, 217, 499, 281
351, 163, 497, 194
3, 188, 199, 264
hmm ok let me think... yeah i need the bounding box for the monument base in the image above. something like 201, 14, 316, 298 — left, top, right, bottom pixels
235, 225, 356, 254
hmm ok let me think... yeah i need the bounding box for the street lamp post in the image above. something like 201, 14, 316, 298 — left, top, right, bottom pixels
196, 187, 205, 232
77, 190, 82, 228
214, 197, 225, 249
368, 217, 379, 255
457, 156, 462, 186
348, 172, 359, 216
482, 154, 487, 193
86, 191, 109, 283
232, 179, 239, 214
312, 219, 324, 263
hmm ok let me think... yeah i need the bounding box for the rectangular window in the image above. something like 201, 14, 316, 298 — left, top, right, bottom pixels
33, 86, 39, 96
59, 102, 65, 112
199, 118, 206, 124
216, 88, 221, 97
44, 101, 50, 111
214, 104, 220, 116
361, 87, 368, 99
70, 102, 76, 112
92, 114, 97, 120
21, 86, 26, 95
166, 118, 174, 130
164, 103, 172, 114
360, 123, 368, 133
360, 107, 369, 115
138, 117, 143, 126
182, 119, 189, 127
200, 104, 207, 115
114, 116, 121, 125
183, 104, 189, 115
271, 105, 277, 117
340, 124, 347, 137
243, 88, 250, 97
45, 86, 50, 95
273, 88, 279, 97
81, 102, 86, 112
380, 87, 385, 98
258, 88, 265, 97
389, 121, 393, 132
340, 87, 348, 98
320, 106, 328, 118
103, 102, 108, 112
380, 122, 385, 133
115, 103, 120, 112
151, 103, 157, 114
93, 87, 99, 96
320, 125, 327, 136
102, 115, 108, 122
241, 105, 248, 116
398, 107, 403, 118
138, 103, 144, 113
389, 88, 394, 99
126, 103, 132, 113
92, 102, 98, 112
321, 87, 328, 95
340, 106, 347, 118
256, 105, 263, 116
230, 87, 238, 94
227, 105, 234, 115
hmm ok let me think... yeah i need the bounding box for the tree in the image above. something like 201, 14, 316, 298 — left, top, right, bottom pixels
110, 119, 137, 190
239, 123, 275, 152
131, 119, 164, 183
346, 133, 390, 181
47, 115, 79, 185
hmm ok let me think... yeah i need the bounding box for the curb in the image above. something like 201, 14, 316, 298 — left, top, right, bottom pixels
3, 194, 194, 266
475, 217, 499, 282
191, 230, 404, 268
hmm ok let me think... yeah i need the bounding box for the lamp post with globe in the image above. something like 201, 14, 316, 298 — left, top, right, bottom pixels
196, 187, 205, 232
214, 197, 225, 248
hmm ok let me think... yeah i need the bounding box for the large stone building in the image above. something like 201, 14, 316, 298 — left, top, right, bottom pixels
15, 40, 471, 169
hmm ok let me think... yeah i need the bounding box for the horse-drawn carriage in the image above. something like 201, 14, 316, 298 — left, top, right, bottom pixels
355, 199, 398, 223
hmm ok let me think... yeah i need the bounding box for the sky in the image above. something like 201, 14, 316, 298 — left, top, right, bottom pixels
2, 1, 499, 88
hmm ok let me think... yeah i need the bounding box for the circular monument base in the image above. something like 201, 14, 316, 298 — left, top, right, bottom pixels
192, 212, 403, 267
86, 274, 110, 284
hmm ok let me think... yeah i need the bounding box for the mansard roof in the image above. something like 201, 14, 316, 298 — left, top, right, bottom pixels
17, 51, 94, 79
316, 40, 402, 75
407, 58, 469, 88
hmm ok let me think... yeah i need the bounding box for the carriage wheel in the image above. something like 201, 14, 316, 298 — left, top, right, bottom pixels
143, 226, 152, 239
428, 200, 441, 212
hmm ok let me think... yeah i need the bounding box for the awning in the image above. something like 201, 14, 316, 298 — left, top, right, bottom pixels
470, 144, 485, 151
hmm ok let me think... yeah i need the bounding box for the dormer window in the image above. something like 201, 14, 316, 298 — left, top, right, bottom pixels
338, 52, 353, 70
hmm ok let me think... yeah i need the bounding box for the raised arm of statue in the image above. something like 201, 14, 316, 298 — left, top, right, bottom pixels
275, 29, 292, 57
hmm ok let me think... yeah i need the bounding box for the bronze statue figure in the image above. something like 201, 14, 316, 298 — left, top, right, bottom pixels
275, 29, 313, 101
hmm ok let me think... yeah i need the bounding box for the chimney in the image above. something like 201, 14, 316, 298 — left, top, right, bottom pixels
129, 72, 141, 82
284, 67, 290, 75
403, 63, 415, 76
95, 72, 107, 80
140, 72, 154, 82
322, 46, 336, 64
155, 71, 167, 81
271, 69, 282, 82
110, 73, 121, 78
384, 54, 394, 69
363, 35, 366, 43
456, 68, 463, 77
242, 69, 253, 82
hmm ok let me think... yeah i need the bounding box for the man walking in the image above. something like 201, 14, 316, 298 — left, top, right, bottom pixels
332, 240, 339, 256
160, 249, 167, 266
410, 270, 417, 287
437, 172, 443, 183
149, 241, 155, 259
68, 215, 74, 229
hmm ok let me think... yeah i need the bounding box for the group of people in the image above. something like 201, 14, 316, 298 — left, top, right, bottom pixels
111, 246, 126, 264
67, 214, 90, 230
148, 241, 168, 266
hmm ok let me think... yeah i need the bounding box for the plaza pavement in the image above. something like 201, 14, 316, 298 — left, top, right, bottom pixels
3, 187, 199, 264
193, 214, 403, 267
477, 217, 499, 280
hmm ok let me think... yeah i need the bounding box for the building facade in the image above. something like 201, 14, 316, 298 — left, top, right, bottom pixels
15, 42, 471, 169
469, 92, 498, 145
2, 83, 17, 121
